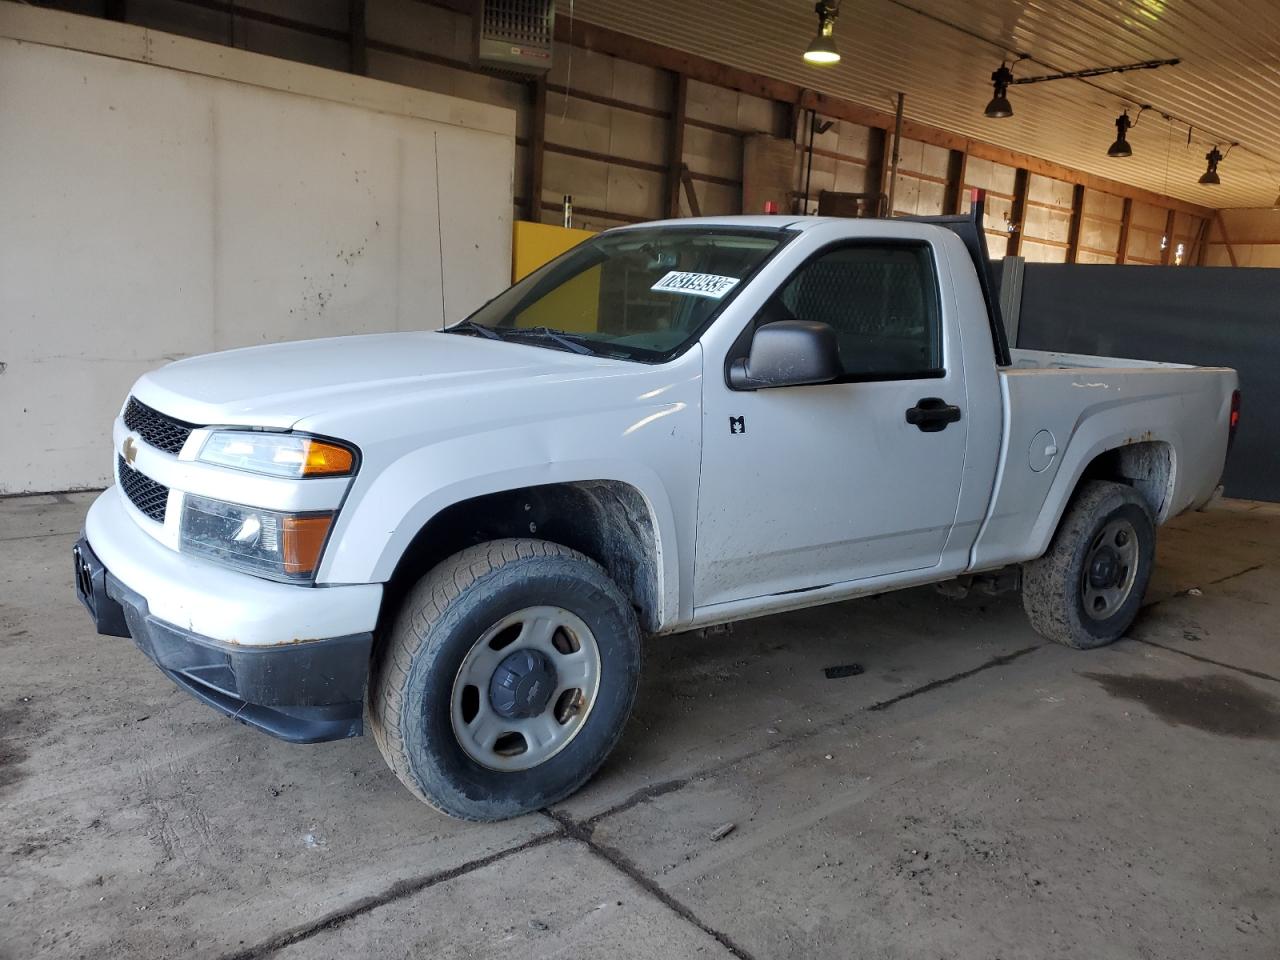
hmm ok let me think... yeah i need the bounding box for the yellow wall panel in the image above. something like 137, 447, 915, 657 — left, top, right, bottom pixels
512, 219, 597, 281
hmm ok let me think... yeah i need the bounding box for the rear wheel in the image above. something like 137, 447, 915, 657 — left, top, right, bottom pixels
368, 539, 641, 820
1021, 481, 1155, 649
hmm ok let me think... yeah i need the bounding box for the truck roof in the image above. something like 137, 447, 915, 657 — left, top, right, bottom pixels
609, 214, 916, 232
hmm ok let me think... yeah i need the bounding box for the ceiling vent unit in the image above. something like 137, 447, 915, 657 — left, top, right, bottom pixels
474, 0, 555, 76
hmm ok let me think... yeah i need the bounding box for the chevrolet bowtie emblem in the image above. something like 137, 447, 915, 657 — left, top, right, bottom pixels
122, 435, 139, 466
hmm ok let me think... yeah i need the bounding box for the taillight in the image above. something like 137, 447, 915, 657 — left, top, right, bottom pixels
1228, 389, 1241, 450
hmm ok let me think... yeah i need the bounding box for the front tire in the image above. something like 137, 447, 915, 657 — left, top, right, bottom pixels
1021, 481, 1155, 649
368, 539, 641, 821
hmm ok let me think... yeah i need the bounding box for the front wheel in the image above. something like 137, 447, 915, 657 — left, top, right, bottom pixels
1021, 481, 1156, 649
368, 539, 641, 820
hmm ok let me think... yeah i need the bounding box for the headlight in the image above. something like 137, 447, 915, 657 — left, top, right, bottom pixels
180, 494, 334, 581
198, 431, 356, 479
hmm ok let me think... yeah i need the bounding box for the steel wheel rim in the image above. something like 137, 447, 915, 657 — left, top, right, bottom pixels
1081, 518, 1139, 621
450, 605, 602, 772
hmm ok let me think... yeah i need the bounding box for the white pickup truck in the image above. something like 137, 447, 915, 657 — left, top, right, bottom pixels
74, 209, 1239, 820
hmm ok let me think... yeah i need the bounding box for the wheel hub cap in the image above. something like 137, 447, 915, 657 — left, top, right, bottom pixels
489, 648, 558, 719
1089, 549, 1120, 588
1081, 518, 1139, 621
450, 605, 602, 772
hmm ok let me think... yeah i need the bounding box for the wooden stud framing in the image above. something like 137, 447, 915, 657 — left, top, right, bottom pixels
667, 73, 687, 218
349, 0, 367, 75
526, 77, 546, 223
1065, 183, 1086, 263
548, 83, 669, 120
1116, 198, 1133, 264
680, 164, 701, 217
1160, 208, 1177, 265
1213, 211, 1239, 267
144, 0, 1223, 231
944, 149, 966, 215
1007, 168, 1029, 257
1188, 216, 1210, 266
538, 10, 1214, 219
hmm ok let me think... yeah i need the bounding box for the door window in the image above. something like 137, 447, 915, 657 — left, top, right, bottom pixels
767, 243, 942, 379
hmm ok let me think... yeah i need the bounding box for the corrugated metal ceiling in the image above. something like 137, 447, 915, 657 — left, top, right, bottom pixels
567, 0, 1280, 208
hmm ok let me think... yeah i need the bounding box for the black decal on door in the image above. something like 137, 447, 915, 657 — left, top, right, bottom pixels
729, 416, 746, 435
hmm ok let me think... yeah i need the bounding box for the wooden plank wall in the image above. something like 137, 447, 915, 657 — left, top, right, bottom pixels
61, 0, 1214, 263
1203, 209, 1280, 267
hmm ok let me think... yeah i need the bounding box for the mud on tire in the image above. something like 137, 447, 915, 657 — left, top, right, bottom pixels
1021, 480, 1156, 649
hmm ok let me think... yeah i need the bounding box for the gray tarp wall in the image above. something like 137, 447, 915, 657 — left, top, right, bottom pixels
1016, 265, 1278, 502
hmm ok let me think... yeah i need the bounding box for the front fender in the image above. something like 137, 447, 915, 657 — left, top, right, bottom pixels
318, 436, 688, 631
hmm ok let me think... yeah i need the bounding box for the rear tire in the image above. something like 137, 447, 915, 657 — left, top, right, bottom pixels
1021, 481, 1155, 649
368, 539, 641, 821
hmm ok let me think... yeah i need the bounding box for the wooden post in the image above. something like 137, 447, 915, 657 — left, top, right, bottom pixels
943, 149, 967, 215
876, 127, 894, 214
680, 164, 702, 217
1116, 197, 1133, 264
666, 73, 687, 217
1065, 183, 1086, 263
1214, 211, 1239, 267
526, 77, 546, 222
885, 92, 904, 218
1006, 168, 1029, 257
349, 0, 367, 75
1160, 208, 1177, 265
1189, 216, 1210, 266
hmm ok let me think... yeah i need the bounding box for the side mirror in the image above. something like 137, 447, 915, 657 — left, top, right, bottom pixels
728, 320, 842, 390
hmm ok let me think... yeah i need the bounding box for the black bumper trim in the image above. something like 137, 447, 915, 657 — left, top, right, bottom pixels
74, 536, 372, 743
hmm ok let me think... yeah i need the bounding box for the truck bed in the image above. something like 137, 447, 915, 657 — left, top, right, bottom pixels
967, 350, 1237, 573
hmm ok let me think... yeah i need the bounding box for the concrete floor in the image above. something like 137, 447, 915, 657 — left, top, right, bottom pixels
3, 493, 1279, 960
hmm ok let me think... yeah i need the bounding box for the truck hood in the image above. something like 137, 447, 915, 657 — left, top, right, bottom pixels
131, 331, 626, 428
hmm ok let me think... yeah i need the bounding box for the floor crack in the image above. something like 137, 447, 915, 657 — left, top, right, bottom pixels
1208, 562, 1265, 586
214, 831, 559, 960
546, 809, 760, 960
1130, 636, 1280, 685
867, 644, 1043, 712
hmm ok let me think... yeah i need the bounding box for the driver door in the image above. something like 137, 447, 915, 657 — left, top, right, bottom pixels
694, 240, 969, 608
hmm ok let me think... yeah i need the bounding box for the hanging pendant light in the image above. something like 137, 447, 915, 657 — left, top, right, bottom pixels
803, 1, 841, 66
1107, 111, 1133, 157
1199, 146, 1223, 185
984, 63, 1014, 118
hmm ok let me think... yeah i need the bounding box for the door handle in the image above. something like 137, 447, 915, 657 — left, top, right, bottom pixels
905, 397, 962, 432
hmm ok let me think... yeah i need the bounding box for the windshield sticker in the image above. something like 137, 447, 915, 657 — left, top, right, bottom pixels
650, 271, 741, 299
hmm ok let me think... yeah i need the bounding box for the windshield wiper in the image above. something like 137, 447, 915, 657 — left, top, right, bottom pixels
505, 326, 595, 356
447, 319, 502, 341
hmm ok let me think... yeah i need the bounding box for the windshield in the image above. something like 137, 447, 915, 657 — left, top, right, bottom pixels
452, 226, 790, 362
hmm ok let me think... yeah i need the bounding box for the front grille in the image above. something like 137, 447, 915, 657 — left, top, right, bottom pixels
123, 397, 197, 455
118, 456, 170, 523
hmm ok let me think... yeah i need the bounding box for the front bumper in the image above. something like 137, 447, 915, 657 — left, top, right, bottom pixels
75, 489, 381, 743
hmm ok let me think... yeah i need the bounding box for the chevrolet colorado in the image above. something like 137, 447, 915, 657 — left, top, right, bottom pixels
74, 208, 1239, 820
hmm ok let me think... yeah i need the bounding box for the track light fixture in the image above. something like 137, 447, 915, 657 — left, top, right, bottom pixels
985, 63, 1014, 118
982, 57, 1178, 120
1199, 145, 1224, 185
803, 1, 841, 66
1107, 111, 1133, 157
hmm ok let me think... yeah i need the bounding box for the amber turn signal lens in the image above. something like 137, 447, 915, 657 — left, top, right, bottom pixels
301, 440, 355, 477
282, 515, 334, 575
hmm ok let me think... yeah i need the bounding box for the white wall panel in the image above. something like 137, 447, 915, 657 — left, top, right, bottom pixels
0, 16, 514, 494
